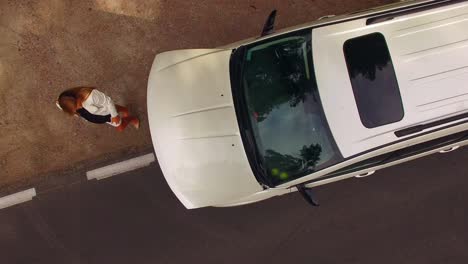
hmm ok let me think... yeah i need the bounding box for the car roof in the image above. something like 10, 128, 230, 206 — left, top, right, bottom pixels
313, 1, 468, 157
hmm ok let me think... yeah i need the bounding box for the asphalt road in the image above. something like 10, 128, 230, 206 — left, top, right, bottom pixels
1, 147, 467, 264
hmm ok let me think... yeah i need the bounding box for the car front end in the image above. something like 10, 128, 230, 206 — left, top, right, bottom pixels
147, 49, 263, 209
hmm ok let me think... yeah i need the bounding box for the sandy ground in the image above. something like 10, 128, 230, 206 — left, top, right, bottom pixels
0, 0, 395, 192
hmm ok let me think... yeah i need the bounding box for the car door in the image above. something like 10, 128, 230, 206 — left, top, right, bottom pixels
218, 128, 468, 207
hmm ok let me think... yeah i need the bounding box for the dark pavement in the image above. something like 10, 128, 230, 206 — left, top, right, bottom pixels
1, 147, 467, 264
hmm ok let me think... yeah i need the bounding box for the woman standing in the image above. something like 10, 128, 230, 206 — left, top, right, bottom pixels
56, 87, 139, 131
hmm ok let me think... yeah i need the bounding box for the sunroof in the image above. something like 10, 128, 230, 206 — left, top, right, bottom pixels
343, 32, 404, 128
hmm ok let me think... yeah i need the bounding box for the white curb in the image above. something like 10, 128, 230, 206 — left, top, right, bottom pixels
86, 153, 155, 181
0, 188, 37, 210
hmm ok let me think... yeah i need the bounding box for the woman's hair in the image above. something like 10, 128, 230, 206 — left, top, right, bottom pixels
57, 87, 93, 115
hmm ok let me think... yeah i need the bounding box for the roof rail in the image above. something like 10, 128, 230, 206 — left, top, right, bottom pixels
395, 112, 468, 138
366, 0, 466, 25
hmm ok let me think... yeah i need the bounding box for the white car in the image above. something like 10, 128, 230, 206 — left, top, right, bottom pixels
147, 0, 468, 209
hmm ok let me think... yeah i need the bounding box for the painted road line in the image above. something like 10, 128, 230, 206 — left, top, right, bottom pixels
86, 153, 155, 181
0, 188, 37, 210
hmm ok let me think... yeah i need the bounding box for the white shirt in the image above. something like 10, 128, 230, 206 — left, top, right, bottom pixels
82, 89, 118, 118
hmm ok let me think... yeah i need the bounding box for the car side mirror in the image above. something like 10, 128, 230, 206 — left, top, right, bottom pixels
261, 10, 277, 37
297, 184, 320, 207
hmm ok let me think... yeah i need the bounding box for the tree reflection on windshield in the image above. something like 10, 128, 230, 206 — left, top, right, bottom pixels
264, 144, 322, 181
240, 29, 342, 185
245, 37, 311, 122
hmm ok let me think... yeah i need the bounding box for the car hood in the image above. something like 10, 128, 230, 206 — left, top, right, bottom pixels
147, 49, 262, 209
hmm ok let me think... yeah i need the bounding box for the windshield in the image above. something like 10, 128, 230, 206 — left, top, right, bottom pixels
231, 29, 342, 186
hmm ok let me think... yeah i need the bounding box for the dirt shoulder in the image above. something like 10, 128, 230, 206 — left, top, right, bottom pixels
0, 0, 395, 193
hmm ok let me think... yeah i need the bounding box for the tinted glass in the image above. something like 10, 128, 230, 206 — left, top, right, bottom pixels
386, 129, 468, 162
343, 33, 404, 128
240, 30, 342, 185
